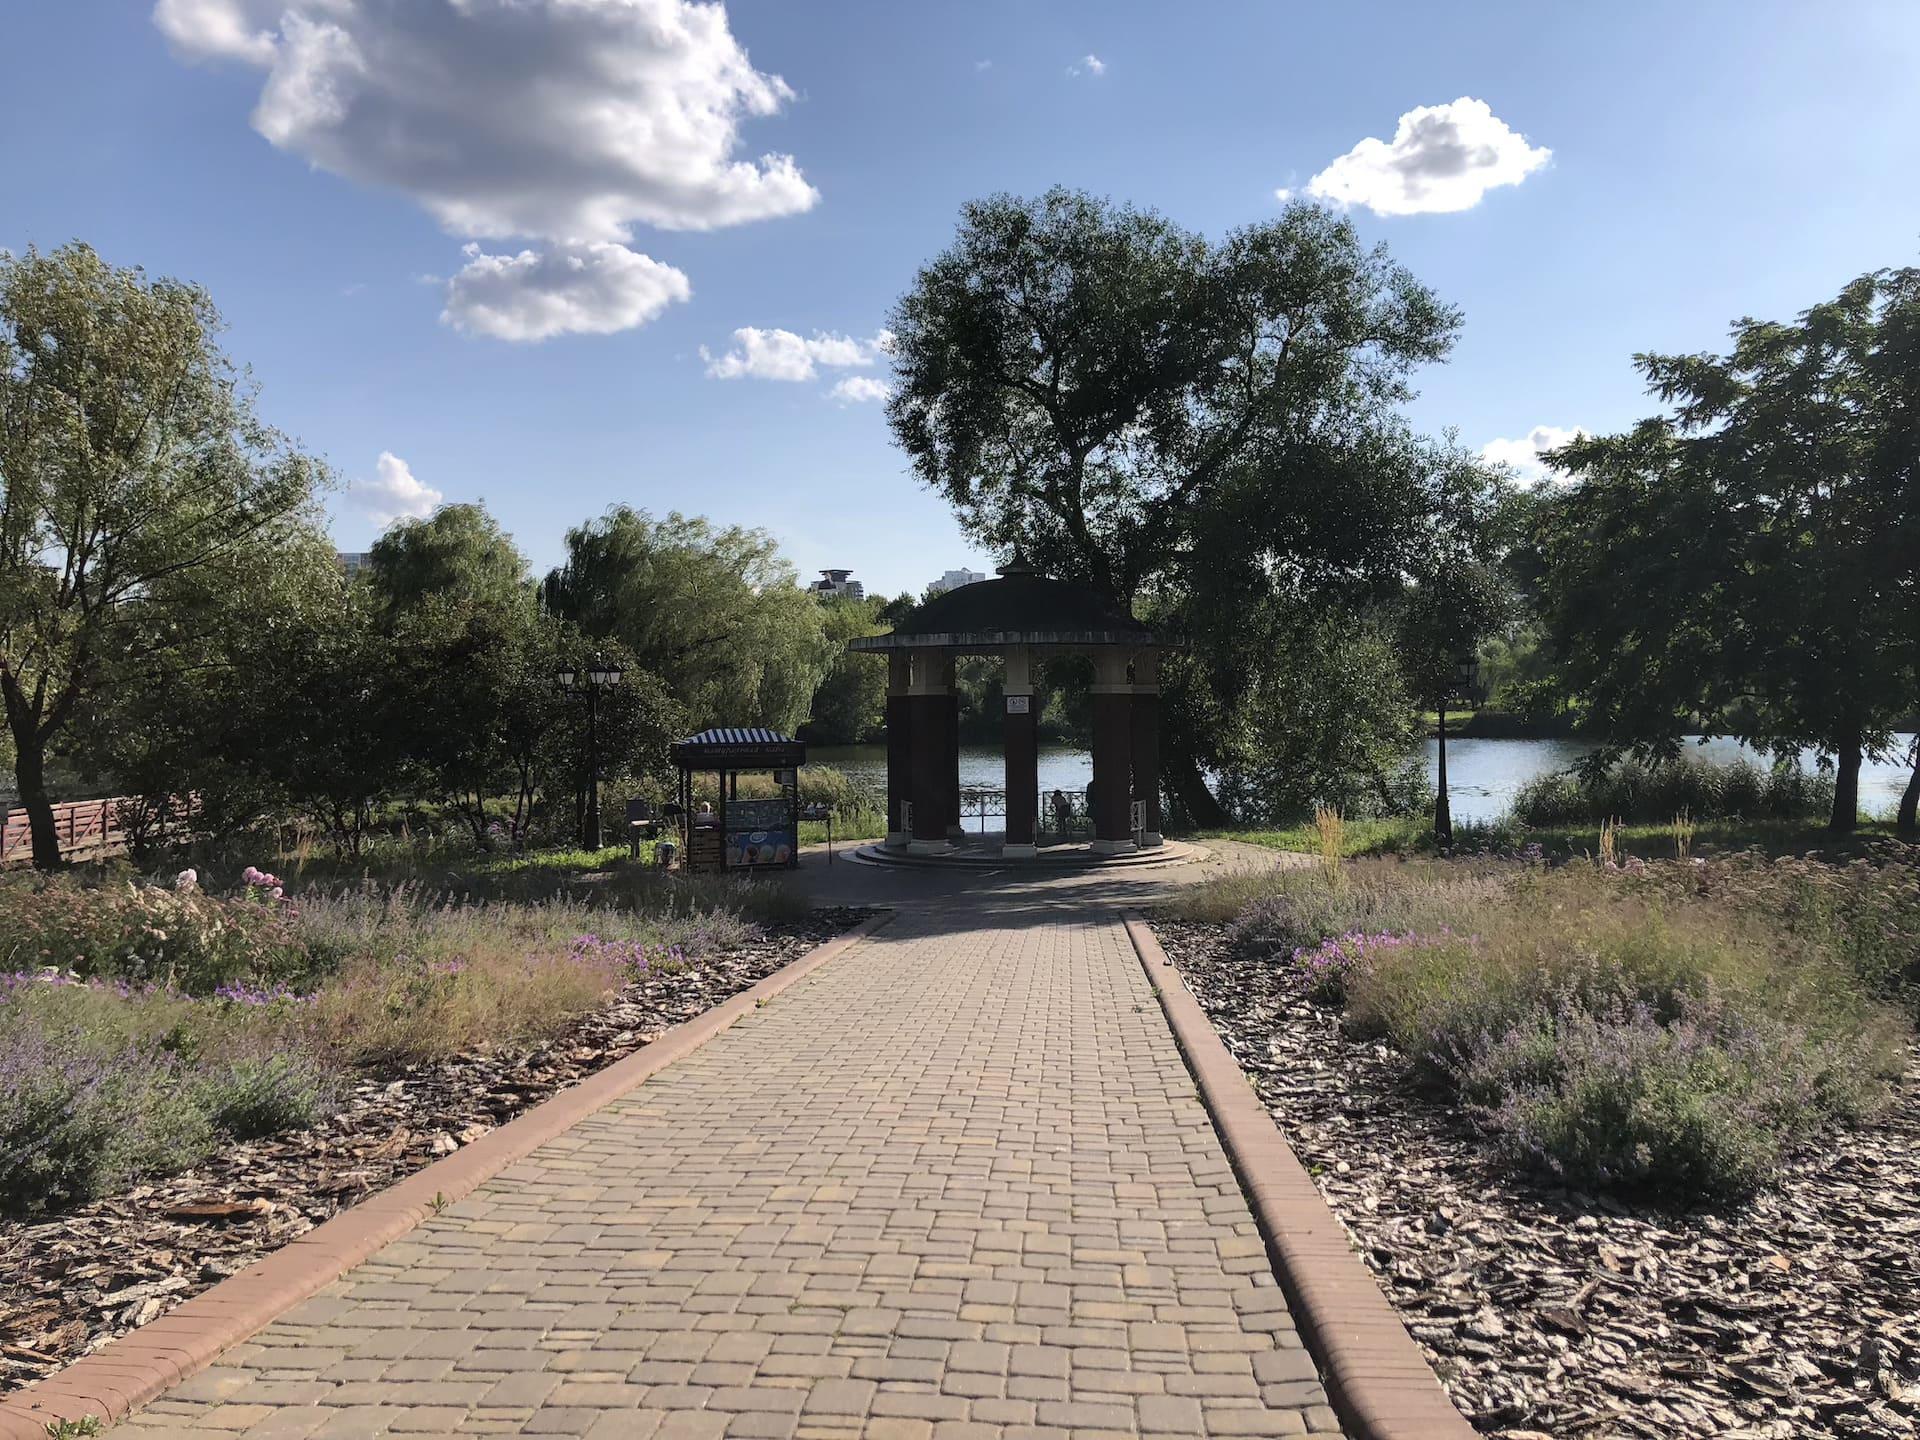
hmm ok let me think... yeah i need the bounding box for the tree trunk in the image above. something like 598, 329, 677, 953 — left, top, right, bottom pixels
1897, 739, 1919, 838
1829, 729, 1862, 835
10, 728, 66, 871
1166, 745, 1229, 830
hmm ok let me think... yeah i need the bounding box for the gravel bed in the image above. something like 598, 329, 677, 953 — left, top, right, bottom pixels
1156, 916, 1920, 1440
0, 908, 873, 1395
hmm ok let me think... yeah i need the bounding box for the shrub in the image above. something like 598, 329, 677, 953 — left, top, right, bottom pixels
1210, 858, 1908, 1198
0, 974, 331, 1215
1459, 991, 1822, 1198
198, 1052, 332, 1140
1511, 754, 1836, 826
0, 1021, 214, 1215
0, 872, 307, 994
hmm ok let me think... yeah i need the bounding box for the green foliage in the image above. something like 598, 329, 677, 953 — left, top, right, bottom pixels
1511, 754, 1836, 826
801, 596, 888, 744
366, 502, 532, 615
1195, 612, 1431, 823
0, 241, 331, 868
1530, 265, 1920, 833
197, 1051, 331, 1140
544, 508, 832, 735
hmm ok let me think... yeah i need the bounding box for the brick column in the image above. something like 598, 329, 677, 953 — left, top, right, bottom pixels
1002, 645, 1038, 857
1090, 649, 1136, 854
1130, 649, 1163, 848
884, 652, 912, 849
907, 650, 955, 854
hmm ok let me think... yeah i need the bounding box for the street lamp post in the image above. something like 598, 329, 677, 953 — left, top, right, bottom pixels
558, 657, 623, 849
1434, 648, 1480, 850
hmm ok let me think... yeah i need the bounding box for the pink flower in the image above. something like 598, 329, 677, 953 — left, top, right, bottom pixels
174, 869, 198, 892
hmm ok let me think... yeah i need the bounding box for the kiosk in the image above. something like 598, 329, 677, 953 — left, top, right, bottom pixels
668, 727, 805, 872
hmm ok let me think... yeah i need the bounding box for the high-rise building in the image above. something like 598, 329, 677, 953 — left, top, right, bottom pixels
337, 551, 373, 576
927, 567, 988, 596
809, 568, 865, 601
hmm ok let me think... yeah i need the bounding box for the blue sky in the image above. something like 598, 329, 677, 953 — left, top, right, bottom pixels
5, 1, 1919, 599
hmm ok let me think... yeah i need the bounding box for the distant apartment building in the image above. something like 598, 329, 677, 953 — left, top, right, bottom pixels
808, 568, 865, 601
337, 551, 373, 576
927, 567, 988, 596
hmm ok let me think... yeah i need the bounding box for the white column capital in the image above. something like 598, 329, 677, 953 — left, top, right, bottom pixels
1003, 644, 1034, 695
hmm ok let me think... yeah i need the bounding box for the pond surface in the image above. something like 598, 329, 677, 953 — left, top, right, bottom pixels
808, 735, 1918, 828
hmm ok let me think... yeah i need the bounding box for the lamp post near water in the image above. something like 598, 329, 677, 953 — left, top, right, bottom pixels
558, 657, 622, 849
1433, 649, 1481, 849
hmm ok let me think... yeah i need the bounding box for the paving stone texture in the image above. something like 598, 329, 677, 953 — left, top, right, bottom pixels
113, 894, 1343, 1438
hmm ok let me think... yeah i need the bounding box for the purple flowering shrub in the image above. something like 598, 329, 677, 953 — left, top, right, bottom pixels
0, 973, 332, 1215
0, 1022, 213, 1214
1212, 856, 1910, 1199
1289, 929, 1465, 1005
1452, 986, 1888, 1198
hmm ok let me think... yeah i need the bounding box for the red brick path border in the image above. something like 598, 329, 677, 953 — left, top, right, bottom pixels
1121, 911, 1477, 1440
0, 912, 896, 1440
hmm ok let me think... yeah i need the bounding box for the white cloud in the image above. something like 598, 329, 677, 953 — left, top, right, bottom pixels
830, 376, 892, 405
151, 0, 818, 242
1303, 97, 1549, 217
702, 327, 890, 382
1067, 54, 1106, 77
353, 451, 442, 526
441, 241, 691, 342
1481, 425, 1587, 484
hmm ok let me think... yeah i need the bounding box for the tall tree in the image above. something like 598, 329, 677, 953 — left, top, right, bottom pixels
886, 190, 1482, 823
366, 502, 531, 615
802, 595, 889, 745
542, 508, 832, 735
1534, 266, 1920, 833
0, 242, 327, 867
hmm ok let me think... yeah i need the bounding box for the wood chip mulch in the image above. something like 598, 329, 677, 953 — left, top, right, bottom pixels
1156, 916, 1920, 1440
0, 907, 873, 1396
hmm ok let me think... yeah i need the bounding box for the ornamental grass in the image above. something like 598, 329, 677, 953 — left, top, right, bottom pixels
1186, 850, 1914, 1198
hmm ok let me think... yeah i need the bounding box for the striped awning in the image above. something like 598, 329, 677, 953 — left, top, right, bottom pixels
670, 727, 806, 771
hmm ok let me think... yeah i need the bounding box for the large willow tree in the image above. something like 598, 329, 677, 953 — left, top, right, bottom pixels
541, 507, 832, 736
885, 188, 1503, 824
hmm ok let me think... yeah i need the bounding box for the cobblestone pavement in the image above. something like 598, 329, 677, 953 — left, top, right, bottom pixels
114, 898, 1343, 1438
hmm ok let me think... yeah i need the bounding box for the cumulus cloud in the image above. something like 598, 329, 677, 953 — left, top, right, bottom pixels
352, 451, 442, 526
830, 376, 892, 405
1300, 97, 1549, 216
701, 327, 891, 382
1481, 425, 1587, 484
441, 242, 691, 342
152, 0, 818, 241
1068, 54, 1106, 77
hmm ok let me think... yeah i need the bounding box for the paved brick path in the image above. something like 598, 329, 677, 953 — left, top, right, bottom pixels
115, 908, 1342, 1438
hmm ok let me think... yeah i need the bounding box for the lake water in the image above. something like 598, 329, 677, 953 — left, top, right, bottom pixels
807, 735, 1918, 828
